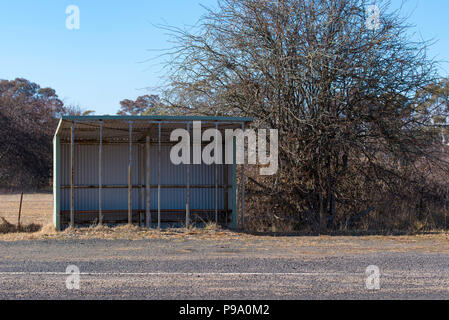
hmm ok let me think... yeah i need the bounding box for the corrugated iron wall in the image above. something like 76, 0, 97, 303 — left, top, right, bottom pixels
60, 143, 232, 224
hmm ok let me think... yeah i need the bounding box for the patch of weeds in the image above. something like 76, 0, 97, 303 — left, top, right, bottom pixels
0, 217, 42, 234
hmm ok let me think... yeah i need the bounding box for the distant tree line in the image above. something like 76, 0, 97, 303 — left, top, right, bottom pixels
117, 94, 177, 116
0, 78, 64, 191
0, 78, 96, 191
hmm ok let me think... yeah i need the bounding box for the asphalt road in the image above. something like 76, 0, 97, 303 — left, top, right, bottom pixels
0, 238, 448, 299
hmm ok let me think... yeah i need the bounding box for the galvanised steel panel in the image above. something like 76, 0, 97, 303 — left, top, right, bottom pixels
60, 143, 231, 212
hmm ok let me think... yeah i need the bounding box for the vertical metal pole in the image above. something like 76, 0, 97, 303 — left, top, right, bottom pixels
70, 121, 75, 229
215, 122, 219, 224
137, 144, 140, 225
146, 136, 151, 228
53, 135, 61, 231
128, 121, 133, 225
232, 137, 237, 230
241, 122, 245, 230
140, 144, 144, 226
98, 120, 103, 225
186, 122, 191, 228
223, 163, 229, 226
158, 122, 161, 230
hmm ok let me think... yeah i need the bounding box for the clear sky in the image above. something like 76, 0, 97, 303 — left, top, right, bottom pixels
0, 0, 448, 115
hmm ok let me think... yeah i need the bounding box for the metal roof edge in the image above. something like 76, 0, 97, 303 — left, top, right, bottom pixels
53, 118, 64, 139
60, 115, 253, 122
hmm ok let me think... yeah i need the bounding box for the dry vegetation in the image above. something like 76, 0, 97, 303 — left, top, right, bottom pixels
0, 193, 251, 241
164, 0, 449, 233
0, 221, 252, 242
0, 193, 53, 226
1, 193, 449, 246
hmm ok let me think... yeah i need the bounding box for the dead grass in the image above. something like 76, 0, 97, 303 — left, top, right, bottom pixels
0, 193, 53, 226
57, 223, 246, 241
1, 193, 449, 250
0, 193, 248, 241
1, 218, 449, 251
2, 219, 449, 258
204, 222, 220, 231
0, 217, 42, 234
0, 223, 253, 241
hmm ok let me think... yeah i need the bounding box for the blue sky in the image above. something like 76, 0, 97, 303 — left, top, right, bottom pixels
0, 0, 448, 115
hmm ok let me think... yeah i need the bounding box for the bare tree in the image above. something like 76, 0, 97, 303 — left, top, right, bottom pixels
65, 104, 95, 116
163, 0, 448, 231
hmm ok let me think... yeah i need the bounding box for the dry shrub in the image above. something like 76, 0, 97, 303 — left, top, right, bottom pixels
36, 223, 57, 235
162, 0, 449, 235
0, 217, 15, 233
0, 217, 42, 234
205, 222, 219, 230
244, 152, 449, 234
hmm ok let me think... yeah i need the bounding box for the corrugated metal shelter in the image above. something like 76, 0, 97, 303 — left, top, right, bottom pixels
53, 115, 252, 230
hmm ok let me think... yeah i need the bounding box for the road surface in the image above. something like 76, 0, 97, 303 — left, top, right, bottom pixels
0, 237, 448, 299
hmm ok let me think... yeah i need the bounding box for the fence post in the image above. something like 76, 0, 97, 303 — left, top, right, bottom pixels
17, 192, 23, 229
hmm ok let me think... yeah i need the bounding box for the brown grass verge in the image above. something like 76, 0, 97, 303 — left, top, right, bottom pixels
0, 193, 53, 226
0, 217, 42, 234
0, 219, 448, 247
0, 222, 255, 241
1, 194, 449, 246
